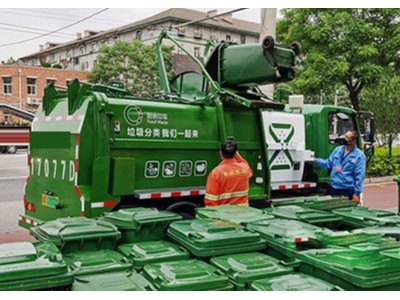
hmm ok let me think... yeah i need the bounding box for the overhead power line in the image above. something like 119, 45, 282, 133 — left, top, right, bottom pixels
0, 8, 109, 48
0, 21, 75, 38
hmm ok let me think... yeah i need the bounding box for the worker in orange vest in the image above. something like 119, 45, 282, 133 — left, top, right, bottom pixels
204, 137, 253, 207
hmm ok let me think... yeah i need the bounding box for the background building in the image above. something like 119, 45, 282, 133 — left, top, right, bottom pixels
19, 8, 260, 72
0, 66, 87, 123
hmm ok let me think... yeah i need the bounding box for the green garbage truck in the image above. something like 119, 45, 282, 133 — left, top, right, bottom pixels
19, 31, 374, 228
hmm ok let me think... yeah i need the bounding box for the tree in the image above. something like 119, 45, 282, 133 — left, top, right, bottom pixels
362, 75, 400, 155
88, 40, 174, 97
277, 9, 400, 110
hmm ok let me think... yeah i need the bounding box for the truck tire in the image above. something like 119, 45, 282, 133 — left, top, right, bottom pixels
7, 146, 17, 154
166, 201, 198, 220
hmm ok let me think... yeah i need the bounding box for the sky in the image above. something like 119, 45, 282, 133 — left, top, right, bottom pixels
0, 1, 394, 62
0, 7, 263, 62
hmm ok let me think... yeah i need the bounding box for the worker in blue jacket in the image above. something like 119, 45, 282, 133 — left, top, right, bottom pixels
315, 130, 366, 204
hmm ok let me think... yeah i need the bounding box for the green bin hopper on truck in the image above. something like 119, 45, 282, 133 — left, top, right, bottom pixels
19, 31, 374, 228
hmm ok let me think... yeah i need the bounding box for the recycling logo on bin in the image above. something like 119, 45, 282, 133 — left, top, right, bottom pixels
268, 123, 295, 170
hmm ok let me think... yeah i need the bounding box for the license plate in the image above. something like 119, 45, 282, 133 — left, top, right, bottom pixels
41, 194, 59, 208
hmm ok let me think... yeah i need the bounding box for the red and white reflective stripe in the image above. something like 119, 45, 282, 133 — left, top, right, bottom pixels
91, 201, 116, 208
135, 189, 206, 200
74, 186, 85, 216
19, 215, 38, 226
272, 182, 316, 191
74, 134, 80, 186
34, 115, 84, 122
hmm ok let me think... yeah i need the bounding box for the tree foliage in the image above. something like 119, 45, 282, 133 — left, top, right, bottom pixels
362, 75, 400, 150
88, 40, 174, 97
277, 8, 400, 110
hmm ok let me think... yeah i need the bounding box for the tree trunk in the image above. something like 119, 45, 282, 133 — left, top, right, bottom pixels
345, 80, 364, 111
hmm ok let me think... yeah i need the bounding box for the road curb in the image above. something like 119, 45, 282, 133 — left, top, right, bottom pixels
364, 176, 396, 184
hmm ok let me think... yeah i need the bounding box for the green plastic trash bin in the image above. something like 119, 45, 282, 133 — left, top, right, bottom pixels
71, 271, 155, 291
117, 240, 190, 270
246, 219, 330, 261
332, 207, 400, 228
210, 252, 293, 290
298, 247, 400, 290
314, 229, 383, 247
101, 207, 182, 243
265, 205, 342, 228
142, 259, 232, 291
168, 219, 266, 257
359, 226, 400, 241
196, 204, 274, 224
63, 249, 132, 276
30, 217, 121, 253
250, 273, 344, 291
0, 242, 73, 291
273, 195, 356, 211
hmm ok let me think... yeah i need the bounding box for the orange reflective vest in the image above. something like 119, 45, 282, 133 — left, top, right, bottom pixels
204, 154, 253, 207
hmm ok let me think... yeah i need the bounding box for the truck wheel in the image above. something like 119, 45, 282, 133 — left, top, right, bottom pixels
7, 146, 17, 154
166, 201, 198, 220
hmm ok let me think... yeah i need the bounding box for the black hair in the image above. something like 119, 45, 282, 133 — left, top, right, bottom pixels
220, 137, 237, 159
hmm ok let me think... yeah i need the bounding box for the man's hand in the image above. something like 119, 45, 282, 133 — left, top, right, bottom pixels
352, 195, 360, 205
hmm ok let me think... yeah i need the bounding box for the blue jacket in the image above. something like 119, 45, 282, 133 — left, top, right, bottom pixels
316, 146, 366, 196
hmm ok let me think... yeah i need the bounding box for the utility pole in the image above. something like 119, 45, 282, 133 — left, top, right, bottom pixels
259, 8, 277, 99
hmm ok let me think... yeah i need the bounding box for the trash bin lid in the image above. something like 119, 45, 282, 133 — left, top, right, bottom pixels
196, 204, 274, 224
333, 207, 400, 227
30, 217, 121, 249
71, 271, 155, 291
63, 249, 131, 276
117, 240, 190, 269
142, 259, 230, 291
314, 229, 383, 247
168, 219, 261, 247
210, 252, 293, 286
0, 242, 73, 291
298, 247, 400, 289
251, 273, 344, 291
265, 205, 342, 227
102, 207, 182, 229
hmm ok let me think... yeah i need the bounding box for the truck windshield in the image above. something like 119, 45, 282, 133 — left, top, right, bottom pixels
328, 112, 355, 144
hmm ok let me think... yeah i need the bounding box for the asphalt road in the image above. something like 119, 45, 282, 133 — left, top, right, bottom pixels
0, 151, 28, 234
0, 152, 398, 243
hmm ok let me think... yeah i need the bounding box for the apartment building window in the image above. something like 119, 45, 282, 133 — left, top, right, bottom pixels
194, 25, 202, 39
46, 78, 56, 86
135, 29, 142, 40
210, 28, 219, 41
177, 26, 186, 37
2, 77, 12, 94
194, 47, 201, 58
226, 35, 232, 42
240, 35, 246, 44
81, 61, 89, 71
27, 78, 37, 95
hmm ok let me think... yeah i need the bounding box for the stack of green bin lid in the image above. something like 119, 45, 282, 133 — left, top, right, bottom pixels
298, 247, 400, 290
101, 207, 182, 243
63, 249, 132, 276
117, 240, 190, 270
30, 217, 121, 253
0, 242, 74, 291
265, 205, 342, 228
209, 252, 293, 290
142, 259, 233, 291
245, 219, 331, 260
196, 204, 274, 224
273, 195, 356, 211
314, 229, 384, 247
348, 238, 400, 252
332, 207, 400, 228
168, 219, 266, 257
250, 273, 344, 291
358, 226, 400, 240
71, 271, 155, 291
